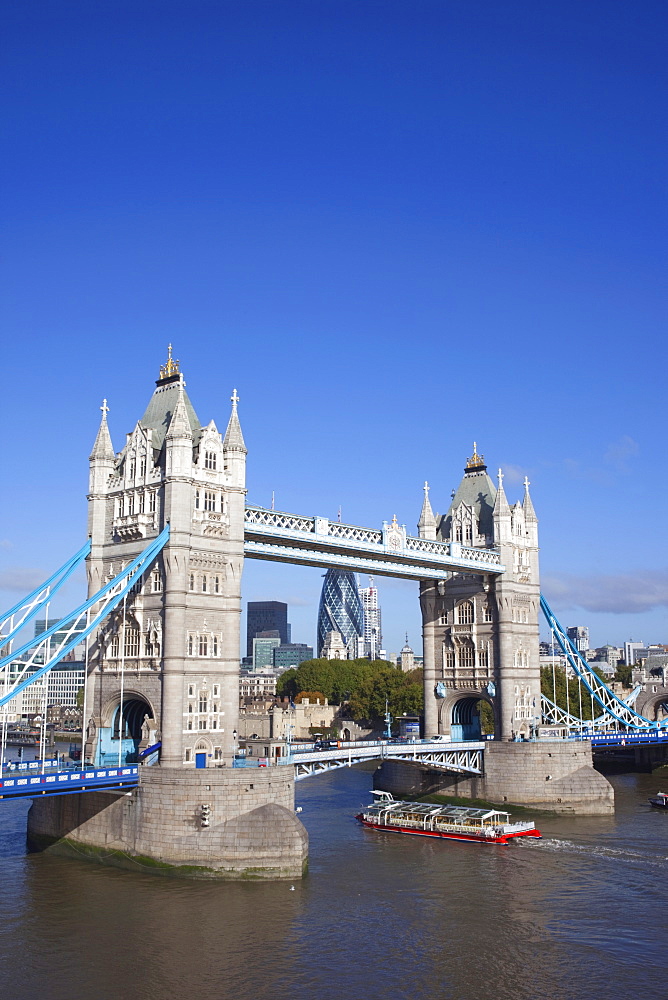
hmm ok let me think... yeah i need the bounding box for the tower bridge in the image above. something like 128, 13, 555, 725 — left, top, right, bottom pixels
0, 350, 639, 877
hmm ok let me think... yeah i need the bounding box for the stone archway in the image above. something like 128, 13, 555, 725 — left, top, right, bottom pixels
93, 692, 155, 765
449, 694, 496, 741
637, 688, 668, 723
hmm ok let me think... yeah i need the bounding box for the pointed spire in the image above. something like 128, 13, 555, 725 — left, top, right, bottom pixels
522, 475, 537, 521
493, 467, 510, 516
165, 382, 192, 440
418, 481, 437, 539
89, 399, 115, 461
223, 388, 247, 453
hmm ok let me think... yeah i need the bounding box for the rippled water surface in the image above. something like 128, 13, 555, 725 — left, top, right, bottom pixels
0, 768, 666, 1000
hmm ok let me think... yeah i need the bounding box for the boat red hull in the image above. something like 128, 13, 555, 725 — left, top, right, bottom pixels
356, 815, 541, 845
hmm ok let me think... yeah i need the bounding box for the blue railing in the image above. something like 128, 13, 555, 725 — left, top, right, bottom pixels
0, 765, 139, 800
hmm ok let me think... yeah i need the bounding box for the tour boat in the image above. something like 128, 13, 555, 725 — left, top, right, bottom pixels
648, 791, 668, 809
356, 791, 541, 845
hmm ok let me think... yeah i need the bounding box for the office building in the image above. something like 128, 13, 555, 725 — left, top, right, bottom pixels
358, 577, 382, 659
317, 569, 364, 657
246, 601, 290, 657
567, 626, 589, 653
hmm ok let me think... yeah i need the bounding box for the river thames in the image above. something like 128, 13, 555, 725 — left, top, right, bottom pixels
0, 765, 666, 1000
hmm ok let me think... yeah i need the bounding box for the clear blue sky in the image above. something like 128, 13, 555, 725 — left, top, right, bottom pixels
1, 0, 666, 655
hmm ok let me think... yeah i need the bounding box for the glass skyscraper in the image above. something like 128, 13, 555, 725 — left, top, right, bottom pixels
317, 569, 365, 656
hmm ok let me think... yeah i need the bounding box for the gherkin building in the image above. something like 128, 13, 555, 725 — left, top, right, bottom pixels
317, 569, 365, 656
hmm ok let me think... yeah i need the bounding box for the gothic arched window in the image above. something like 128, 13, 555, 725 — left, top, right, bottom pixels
457, 601, 474, 625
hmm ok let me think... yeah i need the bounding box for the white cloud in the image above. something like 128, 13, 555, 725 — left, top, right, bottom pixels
543, 570, 668, 615
500, 464, 528, 485
604, 435, 639, 472
0, 568, 45, 593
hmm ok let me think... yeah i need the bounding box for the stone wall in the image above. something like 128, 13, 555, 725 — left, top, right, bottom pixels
374, 741, 614, 815
27, 765, 308, 878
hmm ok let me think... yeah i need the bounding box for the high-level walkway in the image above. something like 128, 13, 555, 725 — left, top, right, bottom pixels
243, 506, 504, 580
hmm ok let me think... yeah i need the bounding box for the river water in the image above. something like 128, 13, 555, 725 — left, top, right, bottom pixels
0, 765, 666, 1000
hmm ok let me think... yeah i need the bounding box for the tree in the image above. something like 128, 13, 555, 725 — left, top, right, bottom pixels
276, 657, 424, 723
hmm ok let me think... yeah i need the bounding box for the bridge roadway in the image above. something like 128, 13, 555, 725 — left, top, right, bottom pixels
243, 506, 505, 580
246, 739, 486, 781
0, 762, 139, 800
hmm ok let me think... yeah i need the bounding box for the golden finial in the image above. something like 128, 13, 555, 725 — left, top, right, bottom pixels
466, 441, 486, 469
159, 343, 181, 381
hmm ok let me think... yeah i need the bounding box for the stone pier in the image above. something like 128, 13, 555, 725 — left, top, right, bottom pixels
27, 767, 308, 879
374, 741, 615, 815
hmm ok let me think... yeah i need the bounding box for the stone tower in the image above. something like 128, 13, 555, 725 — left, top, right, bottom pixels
29, 350, 308, 878
419, 446, 541, 740
85, 347, 247, 767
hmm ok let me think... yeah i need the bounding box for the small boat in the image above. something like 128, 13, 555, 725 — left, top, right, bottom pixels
356, 791, 541, 845
648, 792, 668, 809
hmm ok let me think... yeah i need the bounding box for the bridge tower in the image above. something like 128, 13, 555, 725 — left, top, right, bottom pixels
85, 348, 245, 767
419, 447, 541, 740
28, 350, 308, 878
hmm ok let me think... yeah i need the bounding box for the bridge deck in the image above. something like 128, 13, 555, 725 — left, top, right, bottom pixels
0, 764, 139, 800
244, 506, 504, 580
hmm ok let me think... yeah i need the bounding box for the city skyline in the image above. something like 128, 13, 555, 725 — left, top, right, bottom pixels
1, 2, 666, 654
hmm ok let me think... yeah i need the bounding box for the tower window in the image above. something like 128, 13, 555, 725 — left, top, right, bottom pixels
138, 492, 145, 514
188, 684, 195, 697
212, 635, 218, 656
128, 494, 135, 515
110, 634, 119, 658
148, 492, 156, 513
189, 574, 195, 591
199, 695, 208, 713
205, 451, 217, 470
152, 569, 162, 593
118, 498, 125, 518
199, 635, 208, 656
129, 460, 136, 479
484, 603, 493, 623
124, 627, 140, 658
459, 643, 475, 670
202, 575, 207, 593
140, 456, 146, 477
188, 635, 194, 655
195, 490, 200, 510
204, 490, 215, 511
214, 576, 220, 594
457, 601, 474, 625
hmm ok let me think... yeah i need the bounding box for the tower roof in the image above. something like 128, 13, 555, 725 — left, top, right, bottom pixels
493, 468, 511, 517
223, 388, 247, 454
439, 444, 497, 539
139, 348, 201, 454
522, 476, 537, 521
418, 481, 437, 533
89, 399, 115, 462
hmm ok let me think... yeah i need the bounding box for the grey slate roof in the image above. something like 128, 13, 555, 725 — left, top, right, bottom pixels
438, 468, 497, 540
139, 379, 202, 454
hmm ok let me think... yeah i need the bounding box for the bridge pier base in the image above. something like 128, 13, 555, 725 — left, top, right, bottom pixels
26, 766, 308, 879
374, 741, 614, 815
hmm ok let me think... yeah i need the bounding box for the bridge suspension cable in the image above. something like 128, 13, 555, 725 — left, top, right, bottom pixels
540, 594, 665, 731
0, 527, 170, 710
541, 687, 642, 731
0, 540, 91, 650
